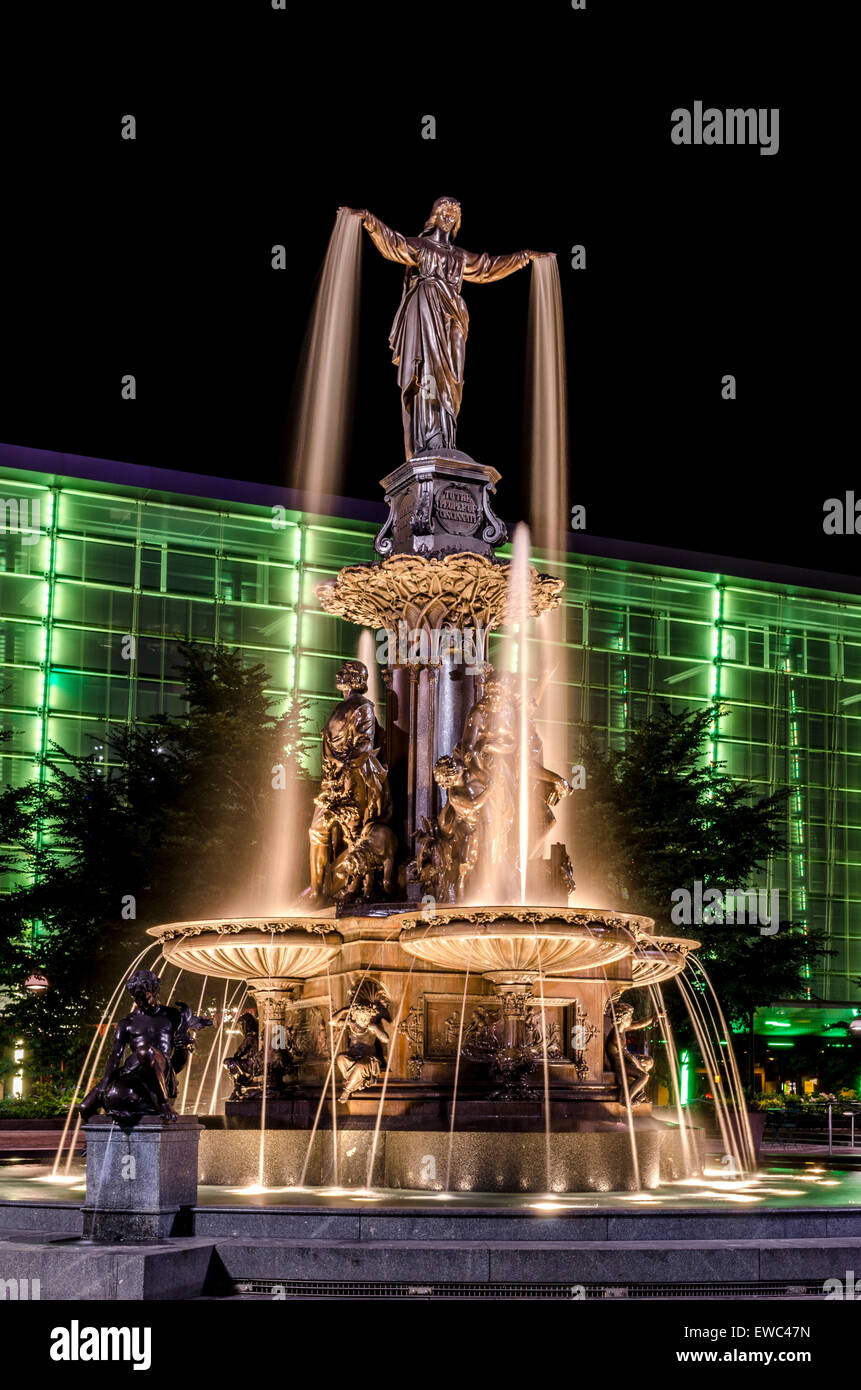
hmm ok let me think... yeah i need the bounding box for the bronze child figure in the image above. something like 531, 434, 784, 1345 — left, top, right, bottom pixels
80, 968, 212, 1124
328, 981, 391, 1103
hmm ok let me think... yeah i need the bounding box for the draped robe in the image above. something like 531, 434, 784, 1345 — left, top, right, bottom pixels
362, 213, 530, 457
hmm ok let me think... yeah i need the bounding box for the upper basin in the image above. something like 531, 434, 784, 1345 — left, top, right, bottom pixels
146, 916, 343, 983
398, 906, 651, 978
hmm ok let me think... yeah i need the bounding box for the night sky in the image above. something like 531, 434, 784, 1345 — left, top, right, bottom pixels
1, 4, 847, 574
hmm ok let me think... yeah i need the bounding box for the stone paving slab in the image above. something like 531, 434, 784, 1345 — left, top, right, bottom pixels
2, 1228, 861, 1296
214, 1237, 490, 1283
195, 1209, 362, 1240
487, 1240, 762, 1283
0, 1133, 81, 1151
0, 1201, 83, 1234
0, 1235, 221, 1300
194, 1203, 857, 1246
212, 1234, 861, 1286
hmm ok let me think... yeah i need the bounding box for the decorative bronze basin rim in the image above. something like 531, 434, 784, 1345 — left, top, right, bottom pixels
630, 932, 701, 987
398, 905, 653, 977
146, 917, 344, 983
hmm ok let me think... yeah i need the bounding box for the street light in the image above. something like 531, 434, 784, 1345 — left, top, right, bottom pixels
23, 970, 49, 994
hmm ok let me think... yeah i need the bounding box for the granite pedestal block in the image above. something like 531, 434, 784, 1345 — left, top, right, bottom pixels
82, 1116, 201, 1242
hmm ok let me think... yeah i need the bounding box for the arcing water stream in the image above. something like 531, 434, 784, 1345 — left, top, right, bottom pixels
288, 208, 363, 505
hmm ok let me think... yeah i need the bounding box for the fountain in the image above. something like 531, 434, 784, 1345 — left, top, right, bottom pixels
133, 198, 704, 1195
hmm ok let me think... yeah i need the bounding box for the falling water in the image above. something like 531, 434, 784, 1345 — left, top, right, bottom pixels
354, 915, 441, 1192
604, 992, 642, 1191
52, 942, 163, 1177
298, 926, 403, 1188
357, 630, 382, 714
62, 951, 165, 1174
162, 965, 184, 1005
526, 256, 571, 842
503, 522, 533, 905
288, 208, 363, 507
533, 939, 553, 1192
675, 972, 746, 1176
227, 212, 363, 921
444, 943, 474, 1191
179, 976, 209, 1114
192, 980, 229, 1115
514, 528, 532, 904
527, 256, 569, 550
257, 1006, 271, 1190
87, 1124, 116, 1228
324, 959, 339, 1190
645, 980, 695, 1175
688, 955, 756, 1170
254, 929, 280, 1188
209, 985, 249, 1114
365, 961, 416, 1191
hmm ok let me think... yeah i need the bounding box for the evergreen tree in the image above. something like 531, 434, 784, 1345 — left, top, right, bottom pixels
0, 645, 310, 1088
570, 703, 830, 1086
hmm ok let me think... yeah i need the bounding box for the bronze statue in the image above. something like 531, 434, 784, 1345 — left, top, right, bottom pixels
525, 693, 573, 857
412, 670, 573, 903
413, 750, 492, 903
308, 659, 393, 904
460, 673, 520, 896
340, 200, 546, 458
328, 980, 391, 1103
605, 1002, 655, 1105
224, 1011, 262, 1099
413, 673, 521, 903
223, 1010, 304, 1100
327, 821, 397, 903
80, 969, 212, 1123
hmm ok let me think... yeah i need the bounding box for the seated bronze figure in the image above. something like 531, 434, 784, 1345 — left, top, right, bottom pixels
605, 1003, 655, 1106
80, 968, 212, 1124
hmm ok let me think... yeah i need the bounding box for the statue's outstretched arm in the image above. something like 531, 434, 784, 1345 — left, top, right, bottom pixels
462, 247, 533, 284
340, 208, 418, 268
531, 761, 561, 784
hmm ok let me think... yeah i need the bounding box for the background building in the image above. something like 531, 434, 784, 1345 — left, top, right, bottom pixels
2, 442, 860, 1014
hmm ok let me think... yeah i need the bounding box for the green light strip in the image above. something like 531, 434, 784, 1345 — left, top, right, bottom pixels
680, 1050, 692, 1105
709, 582, 725, 768
786, 656, 810, 995
29, 488, 59, 943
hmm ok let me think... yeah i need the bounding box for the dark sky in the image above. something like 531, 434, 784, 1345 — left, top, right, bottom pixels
0, 4, 848, 574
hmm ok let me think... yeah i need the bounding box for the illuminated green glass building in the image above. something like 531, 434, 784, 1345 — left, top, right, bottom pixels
2, 442, 860, 1016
